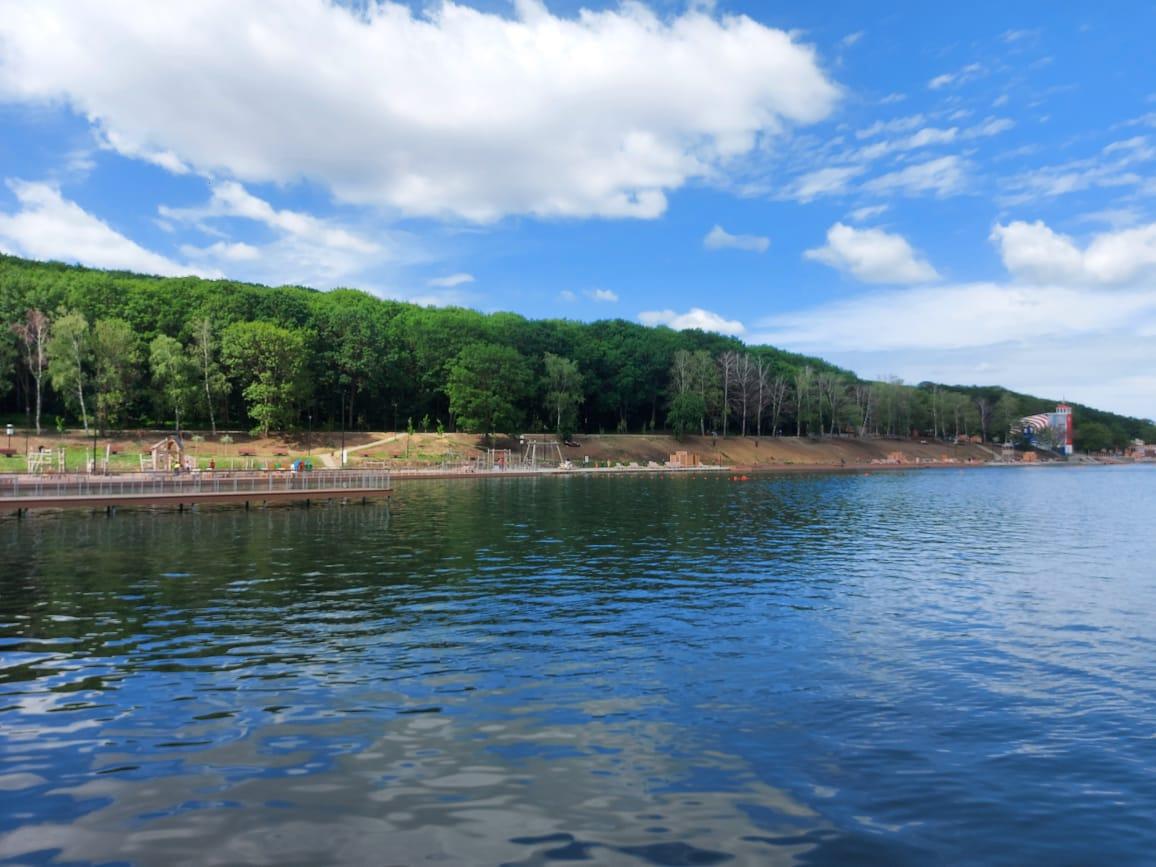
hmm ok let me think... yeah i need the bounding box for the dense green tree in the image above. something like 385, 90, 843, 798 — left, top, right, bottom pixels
46, 310, 91, 432
311, 290, 387, 429
220, 321, 307, 436
667, 392, 706, 441
1, 254, 1153, 447
91, 318, 139, 434
991, 392, 1023, 443
150, 334, 198, 430
446, 342, 531, 438
543, 353, 582, 440
1075, 420, 1113, 453
0, 330, 15, 400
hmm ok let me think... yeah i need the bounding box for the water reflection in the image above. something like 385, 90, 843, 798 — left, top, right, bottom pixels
2, 467, 1155, 865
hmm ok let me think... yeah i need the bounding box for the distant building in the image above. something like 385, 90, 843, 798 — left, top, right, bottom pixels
1127, 439, 1156, 459
1017, 403, 1074, 455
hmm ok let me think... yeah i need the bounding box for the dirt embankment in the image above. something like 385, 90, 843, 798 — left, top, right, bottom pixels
546, 433, 994, 467
15, 429, 997, 471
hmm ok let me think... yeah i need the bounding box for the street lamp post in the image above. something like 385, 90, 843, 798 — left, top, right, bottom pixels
5, 423, 12, 452
307, 413, 312, 457
340, 394, 346, 469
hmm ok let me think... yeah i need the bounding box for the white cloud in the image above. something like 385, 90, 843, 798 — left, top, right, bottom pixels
0, 179, 207, 276
785, 165, 864, 201
755, 285, 1156, 418
638, 307, 745, 335
757, 283, 1156, 352
1076, 207, 1145, 229
992, 219, 1156, 286
97, 128, 189, 175
587, 288, 619, 303
853, 126, 959, 162
558, 290, 578, 303
179, 240, 259, 262
804, 222, 939, 284
856, 114, 926, 140
1001, 29, 1038, 44
428, 272, 474, 288
840, 31, 864, 47
928, 62, 983, 90
1001, 136, 1154, 203
879, 92, 906, 105
848, 204, 889, 222
904, 127, 958, 148
0, 0, 839, 222
161, 180, 417, 289
964, 117, 1015, 138
703, 224, 770, 253
161, 181, 378, 253
863, 155, 967, 197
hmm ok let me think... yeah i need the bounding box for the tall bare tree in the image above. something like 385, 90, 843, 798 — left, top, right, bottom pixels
793, 366, 814, 437
752, 357, 771, 441
729, 353, 756, 437
718, 351, 739, 437
767, 374, 789, 438
820, 373, 849, 436
973, 396, 992, 443
928, 384, 942, 439
11, 309, 50, 434
191, 317, 225, 435
854, 383, 874, 436
669, 349, 695, 397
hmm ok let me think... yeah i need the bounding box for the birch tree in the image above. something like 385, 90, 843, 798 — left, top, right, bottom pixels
47, 310, 91, 432
543, 352, 582, 439
11, 309, 50, 434
191, 317, 226, 434
793, 366, 814, 437
718, 351, 739, 437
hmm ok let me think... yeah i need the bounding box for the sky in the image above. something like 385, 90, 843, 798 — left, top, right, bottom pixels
0, 0, 1154, 420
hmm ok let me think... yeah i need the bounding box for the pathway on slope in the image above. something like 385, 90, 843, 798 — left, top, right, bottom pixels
319, 433, 405, 469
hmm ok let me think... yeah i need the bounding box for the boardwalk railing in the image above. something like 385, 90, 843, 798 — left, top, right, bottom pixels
0, 470, 391, 501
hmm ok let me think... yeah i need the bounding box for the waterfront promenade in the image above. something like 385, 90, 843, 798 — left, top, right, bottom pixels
0, 469, 392, 513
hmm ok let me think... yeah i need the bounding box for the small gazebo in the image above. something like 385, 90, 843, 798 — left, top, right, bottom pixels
145, 434, 186, 472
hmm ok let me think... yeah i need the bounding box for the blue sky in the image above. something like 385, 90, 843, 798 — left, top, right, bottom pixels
1, 0, 1154, 418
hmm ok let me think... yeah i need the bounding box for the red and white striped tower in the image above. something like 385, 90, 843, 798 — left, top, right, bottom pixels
1055, 403, 1073, 455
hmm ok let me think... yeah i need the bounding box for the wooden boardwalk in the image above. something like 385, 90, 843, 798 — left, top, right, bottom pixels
1, 470, 391, 514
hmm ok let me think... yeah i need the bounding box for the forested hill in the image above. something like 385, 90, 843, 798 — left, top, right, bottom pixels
1, 254, 1153, 451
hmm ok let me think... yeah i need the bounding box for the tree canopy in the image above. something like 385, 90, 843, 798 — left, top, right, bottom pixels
1, 253, 1152, 448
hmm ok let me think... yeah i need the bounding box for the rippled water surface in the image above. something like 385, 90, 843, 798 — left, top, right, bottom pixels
2, 466, 1156, 865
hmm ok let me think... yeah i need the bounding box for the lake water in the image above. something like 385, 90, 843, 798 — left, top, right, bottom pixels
2, 466, 1155, 865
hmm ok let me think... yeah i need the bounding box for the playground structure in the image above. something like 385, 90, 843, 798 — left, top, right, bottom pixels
142, 434, 190, 472
520, 436, 565, 469
479, 448, 512, 471
27, 447, 67, 474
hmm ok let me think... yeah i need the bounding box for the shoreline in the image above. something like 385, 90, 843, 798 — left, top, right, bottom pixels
387, 457, 1136, 483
